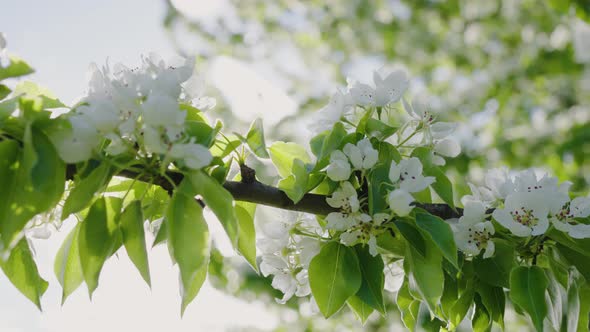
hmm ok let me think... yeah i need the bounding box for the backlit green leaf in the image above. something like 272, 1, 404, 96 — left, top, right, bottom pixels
0, 239, 48, 310
54, 222, 84, 304
309, 242, 362, 318
120, 200, 151, 286
509, 266, 548, 331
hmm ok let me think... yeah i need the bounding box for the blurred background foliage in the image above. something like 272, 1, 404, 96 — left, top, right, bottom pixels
161, 0, 590, 330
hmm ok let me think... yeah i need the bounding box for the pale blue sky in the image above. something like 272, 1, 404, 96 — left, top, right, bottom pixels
0, 2, 282, 331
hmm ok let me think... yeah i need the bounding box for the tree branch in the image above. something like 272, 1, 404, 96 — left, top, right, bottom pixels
66, 164, 462, 219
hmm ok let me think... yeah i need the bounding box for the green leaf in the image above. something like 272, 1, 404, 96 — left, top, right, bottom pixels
427, 167, 455, 209
188, 171, 238, 247
364, 118, 398, 140
26, 127, 65, 201
411, 147, 454, 209
0, 84, 10, 100
62, 162, 112, 219
347, 296, 374, 324
415, 212, 458, 268
152, 219, 167, 247
235, 202, 258, 272
405, 236, 444, 314
184, 120, 216, 147
449, 288, 474, 330
245, 118, 270, 158
120, 200, 151, 286
440, 272, 458, 319
0, 55, 34, 80
568, 275, 581, 332
309, 242, 362, 318
0, 96, 19, 120
54, 223, 84, 305
477, 282, 506, 329
0, 127, 65, 249
0, 139, 20, 241
180, 250, 209, 316
78, 197, 121, 297
312, 122, 347, 171
166, 187, 209, 302
14, 81, 66, 108
368, 163, 391, 214
509, 266, 549, 331
269, 141, 311, 178
0, 239, 48, 310
397, 280, 420, 331
472, 293, 493, 332
394, 219, 426, 257
555, 243, 590, 282
377, 141, 402, 163
474, 240, 515, 288
354, 245, 385, 314
278, 158, 309, 203
577, 286, 590, 332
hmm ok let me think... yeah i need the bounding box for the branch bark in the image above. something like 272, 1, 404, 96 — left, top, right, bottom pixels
66, 164, 463, 219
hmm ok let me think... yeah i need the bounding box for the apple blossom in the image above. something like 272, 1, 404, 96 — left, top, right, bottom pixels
453, 201, 495, 258
348, 68, 409, 107
326, 150, 352, 181
388, 157, 435, 193
342, 138, 378, 170
388, 189, 415, 217
492, 192, 550, 237
551, 196, 590, 239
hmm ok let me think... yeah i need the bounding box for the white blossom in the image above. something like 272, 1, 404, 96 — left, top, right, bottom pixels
326, 150, 352, 181
454, 202, 495, 257
389, 157, 435, 193
492, 192, 550, 237
388, 189, 415, 216
343, 138, 378, 170
432, 138, 461, 166
349, 69, 409, 107
169, 142, 213, 170
551, 196, 590, 239
384, 260, 404, 292
339, 213, 389, 256
309, 90, 353, 133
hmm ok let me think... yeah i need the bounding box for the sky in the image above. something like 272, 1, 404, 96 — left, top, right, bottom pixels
0, 1, 289, 331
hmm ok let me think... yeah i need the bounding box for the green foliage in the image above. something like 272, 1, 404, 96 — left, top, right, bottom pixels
309, 242, 361, 318
78, 197, 121, 298
166, 184, 210, 313
509, 266, 549, 331
0, 55, 34, 80
244, 118, 270, 158
62, 162, 112, 219
405, 238, 444, 315
278, 158, 309, 203
235, 202, 258, 272
269, 141, 311, 178
353, 245, 385, 314
119, 200, 151, 286
54, 223, 84, 304
188, 171, 239, 247
414, 212, 458, 269
0, 239, 48, 310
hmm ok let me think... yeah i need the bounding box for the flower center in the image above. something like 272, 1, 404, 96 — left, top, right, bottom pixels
467, 227, 490, 249
555, 202, 574, 223
510, 207, 539, 227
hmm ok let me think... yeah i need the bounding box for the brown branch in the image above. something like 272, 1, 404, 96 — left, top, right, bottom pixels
66, 164, 463, 219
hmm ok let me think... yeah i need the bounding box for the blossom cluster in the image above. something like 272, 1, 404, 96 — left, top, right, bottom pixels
258, 211, 322, 304
260, 68, 463, 302
453, 168, 590, 258
49, 54, 215, 170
